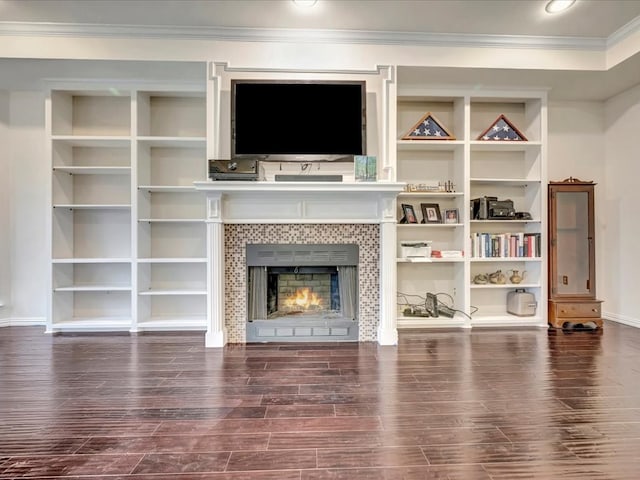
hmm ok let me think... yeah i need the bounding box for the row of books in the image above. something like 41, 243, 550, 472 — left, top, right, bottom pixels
470, 232, 541, 258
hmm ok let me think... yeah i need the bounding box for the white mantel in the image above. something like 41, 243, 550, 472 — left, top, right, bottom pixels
194, 180, 405, 347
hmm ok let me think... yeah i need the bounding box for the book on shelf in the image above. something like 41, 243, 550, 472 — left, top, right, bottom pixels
470, 232, 541, 258
431, 249, 464, 258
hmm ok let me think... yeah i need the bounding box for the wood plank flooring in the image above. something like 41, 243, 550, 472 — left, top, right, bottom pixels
2, 322, 640, 478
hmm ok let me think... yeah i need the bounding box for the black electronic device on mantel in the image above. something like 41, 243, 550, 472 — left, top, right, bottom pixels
208, 159, 258, 181
231, 80, 366, 163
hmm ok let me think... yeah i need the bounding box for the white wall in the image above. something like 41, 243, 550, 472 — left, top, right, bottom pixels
547, 101, 606, 182
1, 62, 638, 328
547, 97, 640, 326
604, 84, 640, 327
1, 63, 208, 327
547, 100, 608, 314
0, 90, 10, 321
9, 91, 48, 324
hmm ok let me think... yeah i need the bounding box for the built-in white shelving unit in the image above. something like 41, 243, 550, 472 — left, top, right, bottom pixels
394, 84, 547, 330
47, 85, 208, 333
45, 69, 547, 339
135, 90, 207, 332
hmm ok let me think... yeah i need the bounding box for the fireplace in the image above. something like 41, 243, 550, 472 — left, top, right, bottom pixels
246, 244, 358, 341
193, 180, 405, 347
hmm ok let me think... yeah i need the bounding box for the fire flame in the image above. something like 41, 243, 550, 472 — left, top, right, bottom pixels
284, 288, 322, 310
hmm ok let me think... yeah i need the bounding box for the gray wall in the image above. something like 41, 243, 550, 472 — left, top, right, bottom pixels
604, 84, 640, 326
8, 91, 48, 323
0, 90, 10, 320
2, 65, 640, 327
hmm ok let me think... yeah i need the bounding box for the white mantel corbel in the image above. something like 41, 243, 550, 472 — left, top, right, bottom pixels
194, 181, 405, 347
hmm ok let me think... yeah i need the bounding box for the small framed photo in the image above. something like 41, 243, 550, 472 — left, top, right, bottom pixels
420, 203, 442, 224
400, 204, 418, 224
444, 208, 459, 224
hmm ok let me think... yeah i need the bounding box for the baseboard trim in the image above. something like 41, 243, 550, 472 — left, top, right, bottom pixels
0, 317, 47, 328
603, 312, 640, 329
2, 315, 637, 332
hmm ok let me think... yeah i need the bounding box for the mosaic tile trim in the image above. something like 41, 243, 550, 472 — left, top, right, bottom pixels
224, 224, 380, 343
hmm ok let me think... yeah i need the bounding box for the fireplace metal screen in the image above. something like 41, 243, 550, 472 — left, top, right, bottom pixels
246, 244, 359, 341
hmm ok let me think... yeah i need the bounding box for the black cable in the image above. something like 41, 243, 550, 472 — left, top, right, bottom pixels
434, 292, 454, 306
397, 292, 427, 315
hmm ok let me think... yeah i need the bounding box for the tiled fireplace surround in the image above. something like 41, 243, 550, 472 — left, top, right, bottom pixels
225, 224, 379, 342
194, 181, 405, 347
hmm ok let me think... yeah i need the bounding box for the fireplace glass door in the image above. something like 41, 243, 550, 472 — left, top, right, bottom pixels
248, 265, 357, 322
245, 243, 360, 341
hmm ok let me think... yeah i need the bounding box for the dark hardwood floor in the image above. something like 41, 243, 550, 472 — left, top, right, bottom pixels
2, 322, 640, 478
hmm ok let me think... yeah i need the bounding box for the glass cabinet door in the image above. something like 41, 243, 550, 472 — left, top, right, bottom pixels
555, 191, 590, 295
549, 183, 595, 299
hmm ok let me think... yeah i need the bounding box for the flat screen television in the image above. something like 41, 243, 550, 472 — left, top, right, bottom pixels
231, 80, 366, 162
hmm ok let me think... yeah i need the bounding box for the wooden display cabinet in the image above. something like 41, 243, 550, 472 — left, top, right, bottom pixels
548, 178, 603, 329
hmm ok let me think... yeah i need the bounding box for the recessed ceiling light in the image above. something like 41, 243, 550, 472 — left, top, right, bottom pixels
293, 0, 318, 7
545, 0, 576, 14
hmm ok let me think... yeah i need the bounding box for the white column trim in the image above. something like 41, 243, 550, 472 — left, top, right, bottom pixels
205, 192, 227, 347
378, 220, 398, 345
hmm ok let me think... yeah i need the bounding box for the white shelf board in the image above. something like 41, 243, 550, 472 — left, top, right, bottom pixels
470, 141, 542, 152
397, 223, 462, 228
52, 257, 131, 264
136, 136, 206, 147
397, 316, 468, 329
138, 185, 197, 193
138, 218, 204, 223
397, 257, 464, 263
54, 285, 132, 292
397, 140, 464, 151
470, 178, 541, 186
50, 317, 132, 331
471, 257, 542, 262
53, 166, 131, 175
470, 314, 546, 328
194, 180, 405, 194
51, 135, 130, 147
470, 283, 540, 289
137, 257, 207, 264
471, 219, 541, 224
138, 289, 207, 296
397, 191, 463, 199
135, 316, 207, 330
53, 204, 131, 210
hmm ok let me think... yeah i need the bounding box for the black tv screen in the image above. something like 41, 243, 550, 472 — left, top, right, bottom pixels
231, 80, 366, 161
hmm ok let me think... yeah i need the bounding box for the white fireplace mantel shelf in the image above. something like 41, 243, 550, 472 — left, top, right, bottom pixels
194, 180, 404, 348
193, 180, 405, 194
194, 180, 406, 224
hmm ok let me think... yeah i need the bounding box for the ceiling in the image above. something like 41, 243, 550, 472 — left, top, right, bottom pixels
1, 0, 640, 100
1, 0, 639, 38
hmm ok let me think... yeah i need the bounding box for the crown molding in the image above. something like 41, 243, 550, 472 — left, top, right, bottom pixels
607, 14, 640, 47
211, 61, 388, 77
0, 21, 614, 51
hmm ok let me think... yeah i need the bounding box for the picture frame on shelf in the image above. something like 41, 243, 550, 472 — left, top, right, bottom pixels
401, 112, 456, 140
477, 114, 528, 141
444, 208, 459, 224
421, 203, 442, 224
400, 204, 418, 224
